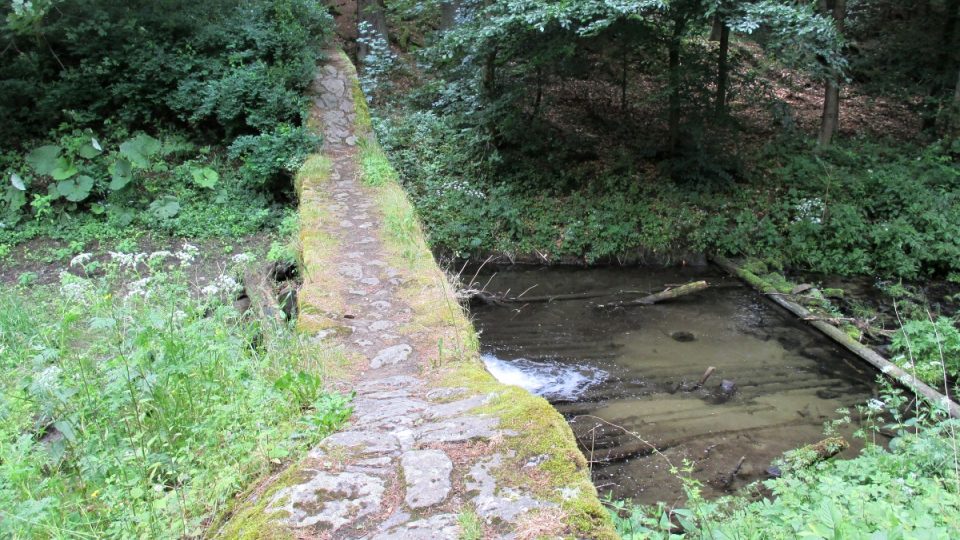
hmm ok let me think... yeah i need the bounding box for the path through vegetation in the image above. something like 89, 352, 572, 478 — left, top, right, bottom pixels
218, 52, 612, 539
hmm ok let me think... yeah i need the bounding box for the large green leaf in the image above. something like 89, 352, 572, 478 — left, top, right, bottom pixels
78, 138, 103, 159
190, 167, 219, 189
51, 158, 79, 181
149, 196, 180, 219
26, 145, 61, 175
119, 134, 162, 168
56, 175, 95, 202
109, 159, 134, 190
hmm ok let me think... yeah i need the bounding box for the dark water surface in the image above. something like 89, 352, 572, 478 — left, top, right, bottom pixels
469, 265, 879, 504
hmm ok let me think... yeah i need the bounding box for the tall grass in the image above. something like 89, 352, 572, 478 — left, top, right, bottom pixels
0, 253, 351, 538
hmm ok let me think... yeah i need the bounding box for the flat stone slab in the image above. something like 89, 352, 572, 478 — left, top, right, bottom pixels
269, 470, 384, 530
370, 344, 412, 369
338, 263, 363, 279
320, 431, 400, 456
353, 397, 427, 427
371, 513, 460, 540
401, 449, 453, 509
356, 376, 421, 394
466, 454, 553, 524
416, 415, 499, 443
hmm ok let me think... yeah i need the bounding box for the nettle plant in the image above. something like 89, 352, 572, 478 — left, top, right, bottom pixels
890, 317, 960, 387
4, 130, 219, 226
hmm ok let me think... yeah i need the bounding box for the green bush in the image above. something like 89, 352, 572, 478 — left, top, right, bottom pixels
0, 0, 332, 145
228, 124, 321, 188
0, 256, 350, 538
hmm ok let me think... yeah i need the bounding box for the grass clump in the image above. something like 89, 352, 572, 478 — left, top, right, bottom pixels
0, 253, 351, 538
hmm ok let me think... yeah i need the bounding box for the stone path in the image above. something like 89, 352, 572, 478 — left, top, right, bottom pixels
225, 52, 606, 539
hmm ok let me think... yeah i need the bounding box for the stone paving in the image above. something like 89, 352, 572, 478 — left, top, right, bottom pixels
242, 52, 581, 539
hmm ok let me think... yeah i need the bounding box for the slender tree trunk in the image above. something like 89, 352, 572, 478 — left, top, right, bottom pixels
714, 21, 730, 117
668, 16, 686, 155
533, 67, 543, 118
440, 1, 458, 30
357, 0, 389, 64
949, 65, 960, 142
817, 0, 846, 150
483, 48, 498, 98
621, 35, 629, 110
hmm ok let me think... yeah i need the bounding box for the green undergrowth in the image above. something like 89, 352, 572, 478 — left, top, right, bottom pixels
0, 255, 351, 538
375, 108, 960, 279
1, 0, 333, 256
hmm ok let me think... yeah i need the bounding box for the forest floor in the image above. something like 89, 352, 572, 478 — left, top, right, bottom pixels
216, 51, 614, 539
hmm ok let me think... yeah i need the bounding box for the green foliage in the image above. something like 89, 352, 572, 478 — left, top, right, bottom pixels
228, 124, 321, 189
0, 258, 350, 538
0, 0, 333, 145
266, 209, 300, 265
378, 106, 960, 277
891, 317, 960, 386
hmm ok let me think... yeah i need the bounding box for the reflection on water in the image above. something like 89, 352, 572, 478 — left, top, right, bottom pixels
470, 265, 878, 504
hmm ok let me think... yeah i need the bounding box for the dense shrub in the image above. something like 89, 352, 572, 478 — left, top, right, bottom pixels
0, 0, 331, 243
0, 0, 332, 145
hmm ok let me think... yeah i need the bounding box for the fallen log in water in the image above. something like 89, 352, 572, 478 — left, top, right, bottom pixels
711, 255, 960, 419
467, 289, 651, 306
468, 281, 709, 308
632, 280, 709, 305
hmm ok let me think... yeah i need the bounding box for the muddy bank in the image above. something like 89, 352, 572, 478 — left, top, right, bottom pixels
469, 265, 879, 504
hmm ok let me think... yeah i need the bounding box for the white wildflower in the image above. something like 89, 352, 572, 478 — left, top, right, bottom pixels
126, 277, 152, 299
148, 250, 173, 261
70, 253, 93, 267
867, 398, 885, 412
109, 251, 148, 269
175, 243, 199, 265
59, 271, 92, 302
231, 252, 254, 264
793, 197, 824, 225
201, 284, 219, 296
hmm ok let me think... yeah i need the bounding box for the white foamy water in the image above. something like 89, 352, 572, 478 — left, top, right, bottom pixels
481, 353, 607, 401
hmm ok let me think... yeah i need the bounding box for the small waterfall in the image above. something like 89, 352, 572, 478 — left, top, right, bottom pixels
481, 353, 607, 401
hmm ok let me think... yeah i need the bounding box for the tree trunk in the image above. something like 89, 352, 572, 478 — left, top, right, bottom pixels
440, 1, 458, 30
714, 21, 730, 117
483, 48, 498, 98
816, 0, 846, 150
357, 0, 389, 64
949, 65, 960, 141
620, 35, 629, 110
667, 16, 686, 155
